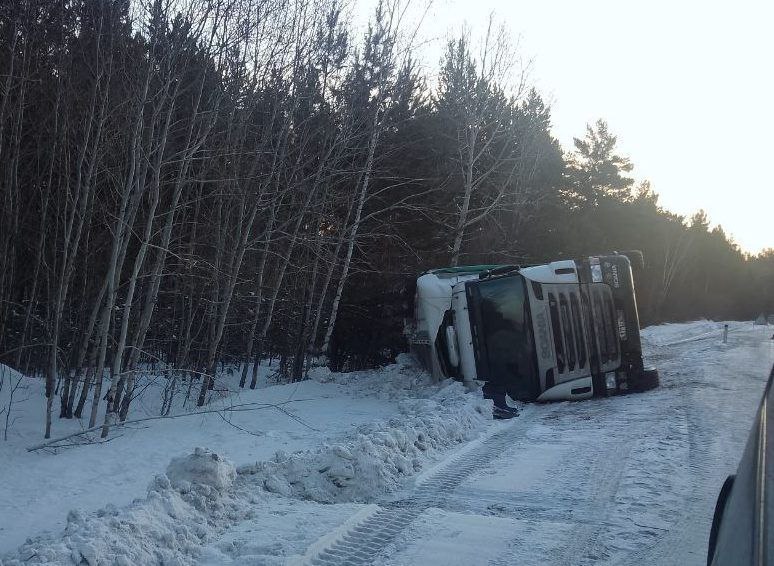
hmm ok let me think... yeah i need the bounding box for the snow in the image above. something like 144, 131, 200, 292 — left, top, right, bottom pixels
379, 508, 572, 566
0, 355, 491, 564
0, 359, 422, 554
1, 322, 773, 565
166, 448, 237, 492
283, 504, 381, 566
237, 379, 489, 505
638, 318, 747, 347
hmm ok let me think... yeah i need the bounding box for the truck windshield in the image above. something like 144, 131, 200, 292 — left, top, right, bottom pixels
473, 275, 539, 400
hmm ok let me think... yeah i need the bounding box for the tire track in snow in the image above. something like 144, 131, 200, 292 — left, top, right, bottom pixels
483, 399, 639, 566
610, 331, 771, 565
550, 439, 632, 566
294, 414, 538, 565
606, 347, 714, 566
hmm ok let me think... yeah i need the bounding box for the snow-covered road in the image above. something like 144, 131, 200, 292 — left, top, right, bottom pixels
2, 321, 773, 565
202, 322, 773, 566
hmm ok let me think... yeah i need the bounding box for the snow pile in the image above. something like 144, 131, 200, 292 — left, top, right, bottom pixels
166, 448, 237, 492
1, 366, 490, 565
0, 358, 416, 553
240, 379, 490, 503
2, 461, 253, 566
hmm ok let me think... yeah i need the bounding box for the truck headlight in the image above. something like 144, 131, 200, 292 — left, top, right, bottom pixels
605, 374, 616, 390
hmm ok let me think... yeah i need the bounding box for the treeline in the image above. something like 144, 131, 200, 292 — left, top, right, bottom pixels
0, 0, 770, 438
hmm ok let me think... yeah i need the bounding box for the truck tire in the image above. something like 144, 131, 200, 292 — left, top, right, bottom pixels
707, 475, 735, 566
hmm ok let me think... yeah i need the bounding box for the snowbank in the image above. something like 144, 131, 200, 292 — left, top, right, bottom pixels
1, 361, 491, 565
166, 448, 237, 492
240, 380, 490, 503
0, 361, 406, 553
2, 470, 252, 566
2, 450, 242, 565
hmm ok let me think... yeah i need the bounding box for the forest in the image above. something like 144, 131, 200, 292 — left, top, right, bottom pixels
0, 0, 771, 439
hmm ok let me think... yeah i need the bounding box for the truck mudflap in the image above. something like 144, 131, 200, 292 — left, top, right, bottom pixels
627, 367, 660, 392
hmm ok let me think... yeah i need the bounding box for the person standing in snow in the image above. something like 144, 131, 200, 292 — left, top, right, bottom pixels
481, 323, 521, 419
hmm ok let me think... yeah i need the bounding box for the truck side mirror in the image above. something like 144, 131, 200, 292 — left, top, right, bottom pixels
618, 250, 645, 271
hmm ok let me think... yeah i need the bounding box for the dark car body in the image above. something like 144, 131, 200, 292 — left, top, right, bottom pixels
708, 363, 774, 565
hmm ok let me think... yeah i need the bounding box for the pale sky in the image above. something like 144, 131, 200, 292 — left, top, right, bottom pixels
356, 0, 773, 254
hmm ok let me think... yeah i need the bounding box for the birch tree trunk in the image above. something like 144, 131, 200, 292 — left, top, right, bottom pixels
100, 83, 177, 438
46, 17, 113, 436
87, 60, 153, 428
320, 112, 381, 358
449, 128, 477, 267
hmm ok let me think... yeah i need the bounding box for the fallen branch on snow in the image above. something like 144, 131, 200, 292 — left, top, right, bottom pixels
26, 398, 317, 452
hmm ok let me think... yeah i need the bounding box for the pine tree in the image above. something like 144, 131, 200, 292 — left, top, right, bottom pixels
567, 119, 634, 205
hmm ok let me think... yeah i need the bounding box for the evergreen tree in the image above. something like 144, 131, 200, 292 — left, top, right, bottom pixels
567, 119, 634, 205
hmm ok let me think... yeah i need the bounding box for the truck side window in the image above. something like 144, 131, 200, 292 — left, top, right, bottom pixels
548, 293, 565, 373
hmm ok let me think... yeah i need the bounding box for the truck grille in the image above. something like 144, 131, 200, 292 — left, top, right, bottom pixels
548, 285, 620, 376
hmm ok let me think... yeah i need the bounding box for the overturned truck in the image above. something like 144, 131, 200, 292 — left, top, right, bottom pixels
406, 252, 659, 402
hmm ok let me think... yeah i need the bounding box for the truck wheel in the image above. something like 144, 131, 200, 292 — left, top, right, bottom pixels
707, 475, 735, 565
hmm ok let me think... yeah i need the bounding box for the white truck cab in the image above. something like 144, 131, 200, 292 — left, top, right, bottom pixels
407, 253, 658, 402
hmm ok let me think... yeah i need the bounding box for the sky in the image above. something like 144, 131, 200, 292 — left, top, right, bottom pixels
355, 0, 773, 254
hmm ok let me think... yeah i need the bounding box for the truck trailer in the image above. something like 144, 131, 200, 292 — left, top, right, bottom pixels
406, 252, 659, 402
